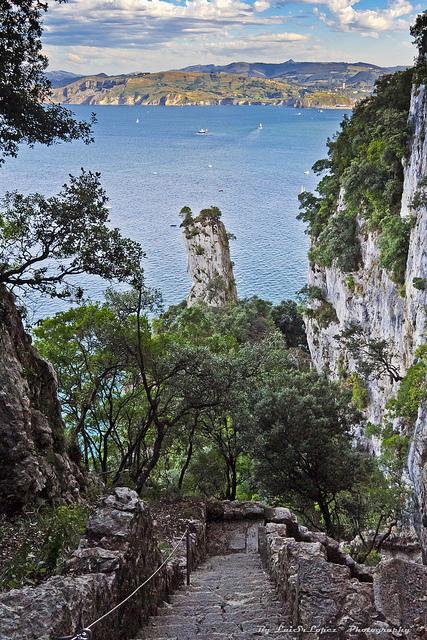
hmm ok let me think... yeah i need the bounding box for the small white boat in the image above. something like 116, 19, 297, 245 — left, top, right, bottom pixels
304, 170, 310, 175
300, 185, 305, 194
136, 118, 139, 124
297, 112, 302, 116
258, 123, 263, 129
196, 128, 208, 135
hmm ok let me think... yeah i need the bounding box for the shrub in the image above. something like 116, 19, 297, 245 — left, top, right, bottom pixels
378, 214, 413, 285
0, 504, 89, 591
413, 277, 426, 290
388, 345, 427, 420
349, 373, 368, 410
310, 210, 360, 272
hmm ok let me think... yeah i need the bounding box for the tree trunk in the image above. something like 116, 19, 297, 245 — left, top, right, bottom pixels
178, 438, 193, 491
318, 497, 333, 536
135, 424, 165, 492
230, 459, 237, 500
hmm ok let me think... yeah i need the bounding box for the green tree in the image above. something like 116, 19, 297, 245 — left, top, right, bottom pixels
338, 325, 402, 384
35, 285, 244, 492
0, 0, 93, 163
0, 171, 144, 300
336, 459, 404, 563
271, 299, 308, 349
250, 365, 363, 535
411, 10, 427, 61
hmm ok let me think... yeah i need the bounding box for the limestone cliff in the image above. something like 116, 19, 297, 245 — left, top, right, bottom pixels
182, 208, 237, 307
304, 83, 427, 554
0, 286, 84, 514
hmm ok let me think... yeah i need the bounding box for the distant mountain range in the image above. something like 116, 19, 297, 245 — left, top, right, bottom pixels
47, 60, 408, 108
46, 70, 83, 87
180, 59, 406, 86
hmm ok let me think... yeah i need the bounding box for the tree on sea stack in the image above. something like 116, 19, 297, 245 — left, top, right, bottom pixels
182, 205, 238, 308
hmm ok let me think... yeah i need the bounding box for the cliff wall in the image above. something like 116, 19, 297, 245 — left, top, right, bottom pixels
305, 84, 427, 553
0, 286, 84, 514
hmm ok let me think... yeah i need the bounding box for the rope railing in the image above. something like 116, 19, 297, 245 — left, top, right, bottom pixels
57, 527, 191, 640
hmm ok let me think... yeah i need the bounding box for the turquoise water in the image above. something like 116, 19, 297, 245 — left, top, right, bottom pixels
1, 105, 349, 316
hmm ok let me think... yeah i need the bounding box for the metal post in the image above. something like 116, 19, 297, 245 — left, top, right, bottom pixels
186, 529, 191, 585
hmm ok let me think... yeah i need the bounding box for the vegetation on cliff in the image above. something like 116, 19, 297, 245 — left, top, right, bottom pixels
298, 67, 414, 284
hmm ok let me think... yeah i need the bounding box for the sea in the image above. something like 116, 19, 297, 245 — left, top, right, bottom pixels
1, 105, 350, 318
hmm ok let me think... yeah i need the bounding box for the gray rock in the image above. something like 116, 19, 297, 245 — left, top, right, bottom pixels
223, 500, 266, 520
0, 285, 84, 515
0, 490, 206, 640
184, 215, 237, 308
264, 506, 297, 525
374, 558, 427, 634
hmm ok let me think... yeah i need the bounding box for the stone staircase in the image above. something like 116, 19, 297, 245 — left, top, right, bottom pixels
134, 552, 294, 640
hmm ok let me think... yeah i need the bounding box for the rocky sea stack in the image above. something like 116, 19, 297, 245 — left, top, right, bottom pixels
181, 206, 238, 307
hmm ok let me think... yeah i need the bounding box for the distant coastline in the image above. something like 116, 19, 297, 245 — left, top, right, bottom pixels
50, 70, 356, 110
49, 60, 405, 111
54, 100, 352, 109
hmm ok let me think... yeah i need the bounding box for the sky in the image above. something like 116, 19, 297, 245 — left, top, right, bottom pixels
43, 0, 422, 74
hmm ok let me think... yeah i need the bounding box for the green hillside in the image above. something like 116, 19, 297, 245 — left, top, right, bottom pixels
52, 70, 354, 108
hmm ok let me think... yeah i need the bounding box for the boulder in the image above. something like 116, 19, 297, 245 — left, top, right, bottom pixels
264, 506, 297, 525
374, 558, 427, 636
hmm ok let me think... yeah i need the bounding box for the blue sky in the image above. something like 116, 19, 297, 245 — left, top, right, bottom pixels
43, 0, 421, 74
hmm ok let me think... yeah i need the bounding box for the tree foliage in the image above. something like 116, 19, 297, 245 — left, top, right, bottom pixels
298, 68, 414, 283
0, 0, 93, 163
411, 10, 427, 61
338, 325, 402, 384
0, 171, 144, 299
249, 367, 364, 535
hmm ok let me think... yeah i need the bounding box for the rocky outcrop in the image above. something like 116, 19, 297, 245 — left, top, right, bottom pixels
0, 286, 84, 515
262, 513, 427, 639
305, 83, 427, 555
374, 557, 427, 635
0, 488, 207, 640
182, 210, 237, 307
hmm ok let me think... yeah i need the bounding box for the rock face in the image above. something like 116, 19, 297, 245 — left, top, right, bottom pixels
0, 488, 207, 640
305, 83, 427, 556
182, 211, 237, 307
0, 286, 84, 515
262, 514, 427, 639
374, 557, 427, 635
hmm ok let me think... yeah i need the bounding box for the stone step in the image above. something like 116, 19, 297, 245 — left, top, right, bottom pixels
147, 616, 285, 629
156, 608, 283, 622
135, 633, 297, 640
138, 553, 290, 640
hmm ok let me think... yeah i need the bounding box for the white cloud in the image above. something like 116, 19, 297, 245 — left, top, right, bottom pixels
254, 0, 271, 11
297, 0, 414, 34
